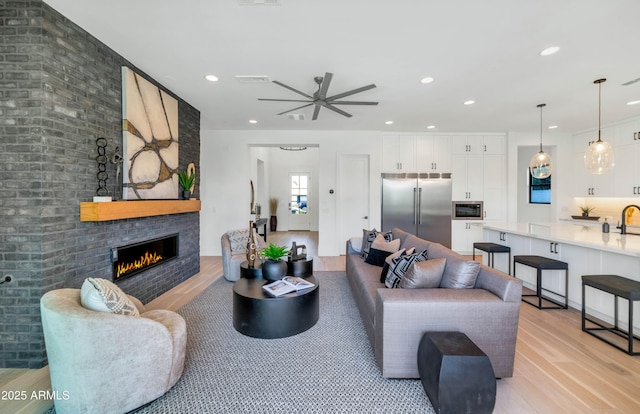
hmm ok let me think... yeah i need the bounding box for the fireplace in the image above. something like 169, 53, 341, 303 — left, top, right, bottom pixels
112, 234, 179, 281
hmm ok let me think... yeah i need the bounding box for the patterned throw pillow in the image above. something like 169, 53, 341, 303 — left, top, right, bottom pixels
360, 229, 378, 259
385, 249, 429, 288
227, 229, 250, 254
370, 233, 400, 253
80, 277, 140, 316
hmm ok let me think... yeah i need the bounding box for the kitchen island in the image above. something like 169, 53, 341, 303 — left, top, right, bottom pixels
482, 221, 640, 332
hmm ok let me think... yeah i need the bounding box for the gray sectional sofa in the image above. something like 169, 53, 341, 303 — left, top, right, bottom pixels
346, 227, 522, 379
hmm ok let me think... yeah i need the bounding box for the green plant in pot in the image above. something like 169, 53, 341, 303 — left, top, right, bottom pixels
580, 205, 595, 217
260, 242, 290, 282
178, 171, 196, 199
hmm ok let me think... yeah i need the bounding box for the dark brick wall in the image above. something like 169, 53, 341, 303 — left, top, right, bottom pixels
0, 1, 200, 368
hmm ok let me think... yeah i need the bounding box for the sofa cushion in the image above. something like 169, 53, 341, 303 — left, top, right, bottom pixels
80, 277, 140, 316
227, 228, 250, 254
371, 233, 401, 253
365, 248, 393, 267
361, 229, 392, 259
349, 237, 363, 253
391, 228, 412, 247
399, 257, 446, 289
400, 234, 431, 253
380, 248, 407, 282
385, 249, 429, 288
439, 260, 481, 289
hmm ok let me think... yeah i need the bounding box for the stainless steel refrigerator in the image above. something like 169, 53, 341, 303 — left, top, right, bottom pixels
381, 173, 452, 247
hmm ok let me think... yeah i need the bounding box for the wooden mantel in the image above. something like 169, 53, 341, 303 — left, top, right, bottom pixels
80, 200, 201, 222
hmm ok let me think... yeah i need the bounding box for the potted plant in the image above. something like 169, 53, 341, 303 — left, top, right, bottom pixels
580, 205, 595, 217
269, 197, 279, 231
178, 171, 196, 199
260, 242, 290, 281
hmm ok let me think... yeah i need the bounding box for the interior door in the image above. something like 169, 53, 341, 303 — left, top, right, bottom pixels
338, 154, 370, 253
288, 173, 311, 230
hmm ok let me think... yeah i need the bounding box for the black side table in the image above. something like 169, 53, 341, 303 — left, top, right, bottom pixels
287, 257, 313, 277
240, 260, 263, 279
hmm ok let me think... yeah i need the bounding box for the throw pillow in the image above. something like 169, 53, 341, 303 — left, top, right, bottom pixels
227, 228, 250, 254
370, 233, 401, 253
399, 258, 446, 289
80, 277, 140, 316
385, 249, 429, 288
380, 248, 406, 282
439, 260, 481, 289
360, 228, 378, 259
365, 247, 393, 267
349, 237, 363, 253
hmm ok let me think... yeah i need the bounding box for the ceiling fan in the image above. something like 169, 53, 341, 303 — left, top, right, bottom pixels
258, 72, 378, 120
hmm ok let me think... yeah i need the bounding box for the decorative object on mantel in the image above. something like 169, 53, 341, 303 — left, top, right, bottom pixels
246, 220, 259, 268
187, 162, 196, 194
110, 145, 124, 200
269, 197, 279, 231
121, 66, 179, 200
584, 78, 614, 174
94, 137, 112, 202
259, 242, 290, 281
529, 103, 552, 179
178, 170, 196, 200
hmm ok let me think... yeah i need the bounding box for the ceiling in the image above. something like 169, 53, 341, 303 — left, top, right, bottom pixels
44, 0, 640, 134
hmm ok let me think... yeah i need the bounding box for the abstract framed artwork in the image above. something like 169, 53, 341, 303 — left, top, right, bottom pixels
121, 67, 179, 200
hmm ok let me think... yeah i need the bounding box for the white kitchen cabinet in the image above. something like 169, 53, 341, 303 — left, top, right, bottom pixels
483, 153, 506, 220
452, 154, 483, 200
572, 151, 613, 197
613, 120, 640, 196
381, 135, 416, 172
451, 220, 483, 255
451, 135, 483, 154
481, 135, 506, 154
416, 135, 451, 173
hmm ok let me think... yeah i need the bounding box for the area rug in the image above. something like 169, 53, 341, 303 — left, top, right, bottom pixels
54, 272, 434, 413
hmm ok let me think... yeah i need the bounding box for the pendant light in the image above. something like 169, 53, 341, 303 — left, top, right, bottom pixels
584, 78, 614, 174
529, 103, 552, 179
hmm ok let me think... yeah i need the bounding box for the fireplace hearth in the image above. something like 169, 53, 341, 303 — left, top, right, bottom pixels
112, 234, 178, 281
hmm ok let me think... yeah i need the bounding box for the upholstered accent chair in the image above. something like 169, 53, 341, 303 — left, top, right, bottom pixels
40, 288, 186, 414
221, 228, 267, 281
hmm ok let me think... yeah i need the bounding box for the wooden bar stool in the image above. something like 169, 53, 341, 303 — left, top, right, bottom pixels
473, 242, 511, 274
513, 255, 568, 310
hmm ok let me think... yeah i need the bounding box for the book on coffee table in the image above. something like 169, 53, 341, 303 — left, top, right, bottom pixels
262, 276, 315, 297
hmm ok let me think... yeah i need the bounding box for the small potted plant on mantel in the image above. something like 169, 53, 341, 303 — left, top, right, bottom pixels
178, 171, 196, 200
260, 242, 289, 282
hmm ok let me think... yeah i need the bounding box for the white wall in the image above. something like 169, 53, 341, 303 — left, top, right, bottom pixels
200, 130, 382, 256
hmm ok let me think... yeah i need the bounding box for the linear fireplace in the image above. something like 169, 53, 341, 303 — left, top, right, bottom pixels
112, 234, 179, 281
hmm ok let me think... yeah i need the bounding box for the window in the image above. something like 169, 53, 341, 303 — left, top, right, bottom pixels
529, 172, 551, 204
290, 175, 308, 214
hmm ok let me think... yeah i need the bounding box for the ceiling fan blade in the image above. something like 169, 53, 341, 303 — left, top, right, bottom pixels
312, 104, 322, 120
272, 80, 313, 99
327, 84, 376, 101
277, 103, 314, 116
318, 72, 333, 100
330, 101, 379, 105
322, 103, 352, 118
258, 98, 312, 103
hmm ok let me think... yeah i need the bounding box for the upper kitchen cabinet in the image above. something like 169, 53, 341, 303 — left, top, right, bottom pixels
416, 135, 452, 173
613, 119, 640, 196
452, 152, 483, 200
381, 135, 417, 172
481, 135, 506, 154
451, 135, 484, 154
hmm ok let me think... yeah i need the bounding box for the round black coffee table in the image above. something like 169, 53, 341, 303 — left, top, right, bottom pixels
232, 275, 319, 339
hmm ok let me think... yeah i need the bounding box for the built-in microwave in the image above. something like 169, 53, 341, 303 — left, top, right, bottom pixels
452, 201, 483, 220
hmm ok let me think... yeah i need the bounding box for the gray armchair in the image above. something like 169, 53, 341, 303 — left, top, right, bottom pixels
221, 229, 267, 281
40, 288, 186, 414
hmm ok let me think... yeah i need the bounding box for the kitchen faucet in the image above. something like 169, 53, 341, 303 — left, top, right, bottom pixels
619, 204, 640, 235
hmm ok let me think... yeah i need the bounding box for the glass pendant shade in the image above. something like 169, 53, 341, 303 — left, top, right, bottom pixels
530, 150, 552, 179
583, 138, 614, 174
584, 78, 614, 174
529, 103, 552, 179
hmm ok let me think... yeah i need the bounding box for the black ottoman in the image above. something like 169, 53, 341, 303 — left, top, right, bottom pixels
417, 332, 496, 414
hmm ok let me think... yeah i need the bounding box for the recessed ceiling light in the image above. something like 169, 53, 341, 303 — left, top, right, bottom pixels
420, 77, 435, 84
249, 119, 258, 124
385, 121, 394, 125
427, 125, 436, 129
627, 100, 640, 106
548, 125, 558, 129
463, 100, 475, 105
205, 74, 219, 82
539, 46, 560, 56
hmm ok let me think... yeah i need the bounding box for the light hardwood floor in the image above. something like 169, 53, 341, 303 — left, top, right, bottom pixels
3, 231, 640, 413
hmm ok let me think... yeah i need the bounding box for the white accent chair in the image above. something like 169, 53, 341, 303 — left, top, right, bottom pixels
40, 289, 186, 414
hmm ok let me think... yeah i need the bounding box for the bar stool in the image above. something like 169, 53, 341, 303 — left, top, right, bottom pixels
473, 242, 511, 274
513, 255, 568, 310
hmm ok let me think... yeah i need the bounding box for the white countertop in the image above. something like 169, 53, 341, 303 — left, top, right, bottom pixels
483, 221, 640, 257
